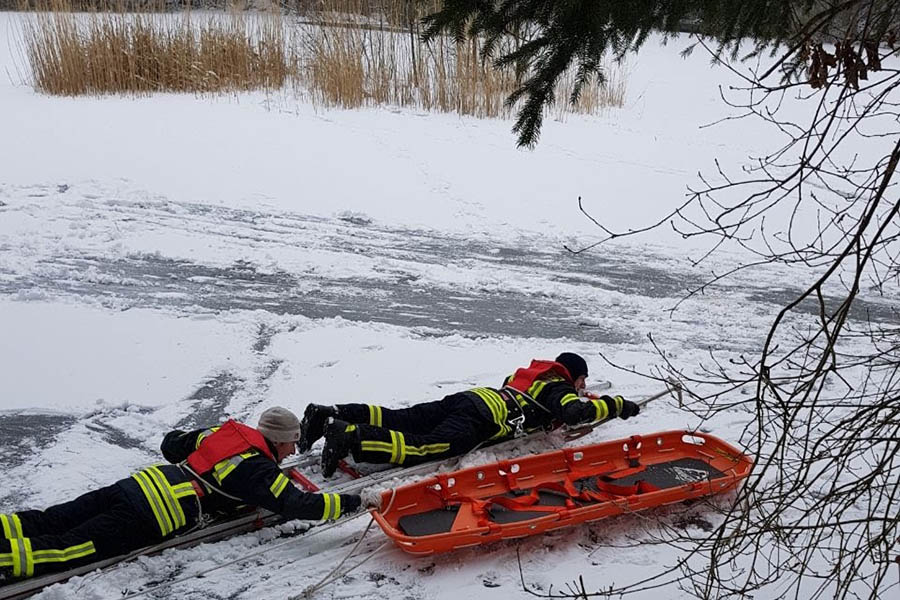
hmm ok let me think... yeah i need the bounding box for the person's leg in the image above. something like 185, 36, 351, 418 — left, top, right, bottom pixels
337, 398, 451, 435
300, 397, 451, 452
322, 393, 499, 475
0, 486, 160, 579
2, 484, 118, 540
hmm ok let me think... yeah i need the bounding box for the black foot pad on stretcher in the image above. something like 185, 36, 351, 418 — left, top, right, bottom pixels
578, 457, 726, 493
398, 506, 460, 537
488, 489, 569, 524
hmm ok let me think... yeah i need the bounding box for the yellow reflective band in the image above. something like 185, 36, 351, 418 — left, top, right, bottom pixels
396, 431, 406, 465
171, 482, 196, 499
158, 468, 188, 526
389, 431, 400, 464
132, 472, 172, 536
212, 468, 232, 484
614, 395, 624, 415
368, 405, 383, 427
141, 468, 183, 531
321, 493, 332, 521
592, 399, 608, 422
482, 395, 510, 439
360, 441, 393, 454
143, 467, 180, 529
0, 515, 23, 540
146, 467, 185, 529
22, 538, 33, 577
488, 389, 507, 414
360, 440, 391, 450
195, 427, 220, 449
135, 471, 175, 536
528, 380, 549, 398
9, 538, 24, 577
333, 494, 342, 520
8, 539, 18, 576
405, 443, 451, 456
12, 515, 23, 539
345, 424, 357, 433
479, 391, 500, 423
31, 541, 96, 564
560, 393, 580, 406
473, 389, 509, 433
212, 451, 256, 484
0, 555, 12, 567
213, 463, 236, 484
270, 474, 290, 498
488, 399, 503, 426
485, 391, 511, 436
495, 395, 509, 423
0, 515, 16, 540
473, 388, 500, 403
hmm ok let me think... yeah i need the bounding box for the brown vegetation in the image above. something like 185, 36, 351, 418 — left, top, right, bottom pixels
300, 0, 627, 118
15, 0, 627, 119
20, 0, 291, 95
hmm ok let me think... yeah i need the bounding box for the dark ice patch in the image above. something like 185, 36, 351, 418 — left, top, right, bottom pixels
2, 203, 895, 350
253, 323, 278, 353
0, 412, 78, 470
0, 253, 633, 344
175, 372, 245, 430
745, 287, 898, 324
259, 360, 283, 381
82, 420, 147, 450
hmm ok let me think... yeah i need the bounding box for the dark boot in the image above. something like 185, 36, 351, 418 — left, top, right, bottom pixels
298, 404, 336, 453
321, 419, 357, 478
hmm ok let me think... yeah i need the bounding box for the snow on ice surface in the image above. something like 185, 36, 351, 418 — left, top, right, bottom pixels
0, 11, 896, 600
0, 13, 784, 248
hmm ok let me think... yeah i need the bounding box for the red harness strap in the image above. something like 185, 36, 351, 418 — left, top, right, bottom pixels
589, 479, 660, 497
186, 419, 276, 475
445, 470, 660, 526
447, 488, 575, 528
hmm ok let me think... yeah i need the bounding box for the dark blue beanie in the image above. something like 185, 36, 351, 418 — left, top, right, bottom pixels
555, 352, 588, 380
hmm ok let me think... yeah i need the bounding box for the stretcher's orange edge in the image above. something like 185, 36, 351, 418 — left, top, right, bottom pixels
372, 429, 753, 555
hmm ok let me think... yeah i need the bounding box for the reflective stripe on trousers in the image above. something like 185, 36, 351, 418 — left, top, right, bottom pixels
0, 537, 96, 578
131, 465, 197, 537
359, 430, 450, 465
471, 388, 512, 438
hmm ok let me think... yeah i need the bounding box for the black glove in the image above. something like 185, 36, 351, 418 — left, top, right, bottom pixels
618, 397, 640, 420
341, 493, 362, 515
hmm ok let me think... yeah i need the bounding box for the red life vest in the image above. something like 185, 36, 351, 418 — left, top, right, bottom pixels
504, 359, 574, 395
186, 419, 276, 475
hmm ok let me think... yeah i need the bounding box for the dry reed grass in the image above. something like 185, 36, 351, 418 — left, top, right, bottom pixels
300, 0, 628, 119
16, 0, 627, 121
20, 0, 293, 95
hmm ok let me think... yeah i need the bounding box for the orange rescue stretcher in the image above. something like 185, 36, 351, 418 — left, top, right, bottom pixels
372, 430, 752, 555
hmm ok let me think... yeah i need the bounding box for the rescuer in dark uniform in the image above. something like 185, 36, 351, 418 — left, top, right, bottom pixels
300, 353, 641, 477
0, 407, 366, 581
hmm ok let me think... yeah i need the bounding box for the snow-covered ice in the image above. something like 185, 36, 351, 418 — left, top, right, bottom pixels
1, 11, 896, 600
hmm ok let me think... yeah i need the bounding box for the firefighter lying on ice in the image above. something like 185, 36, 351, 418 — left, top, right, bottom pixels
0, 407, 374, 580
300, 352, 641, 477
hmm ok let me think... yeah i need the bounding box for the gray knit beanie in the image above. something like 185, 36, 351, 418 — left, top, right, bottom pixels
257, 406, 302, 443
